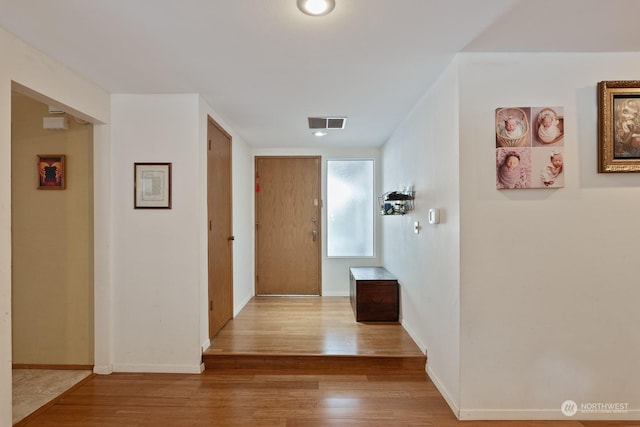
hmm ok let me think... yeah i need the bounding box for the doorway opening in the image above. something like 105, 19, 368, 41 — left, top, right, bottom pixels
11, 90, 95, 422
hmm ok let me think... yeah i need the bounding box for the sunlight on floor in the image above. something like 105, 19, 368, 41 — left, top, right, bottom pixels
12, 369, 92, 424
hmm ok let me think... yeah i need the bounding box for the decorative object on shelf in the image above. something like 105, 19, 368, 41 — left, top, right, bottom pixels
379, 187, 414, 215
495, 106, 565, 189
134, 162, 172, 209
597, 80, 640, 172
37, 154, 65, 190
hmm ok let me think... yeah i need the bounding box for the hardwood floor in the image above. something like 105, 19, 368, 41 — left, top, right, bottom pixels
17, 297, 637, 426
203, 296, 425, 374
16, 372, 637, 427
206, 296, 421, 356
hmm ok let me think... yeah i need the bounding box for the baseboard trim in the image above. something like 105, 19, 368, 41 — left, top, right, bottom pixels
201, 338, 211, 353
112, 364, 203, 374
426, 363, 460, 419
12, 363, 93, 370
400, 319, 427, 354
460, 409, 562, 420
234, 294, 253, 317
322, 291, 349, 297
459, 408, 640, 420
93, 365, 113, 375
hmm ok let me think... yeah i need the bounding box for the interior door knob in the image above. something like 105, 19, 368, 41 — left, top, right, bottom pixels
228, 236, 235, 241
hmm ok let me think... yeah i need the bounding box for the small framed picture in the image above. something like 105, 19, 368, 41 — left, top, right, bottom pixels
598, 80, 640, 172
134, 163, 172, 209
37, 154, 66, 190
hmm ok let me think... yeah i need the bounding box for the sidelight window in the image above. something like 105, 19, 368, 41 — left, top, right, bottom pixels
326, 159, 374, 257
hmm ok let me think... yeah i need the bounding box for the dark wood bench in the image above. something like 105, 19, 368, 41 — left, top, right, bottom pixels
349, 267, 399, 322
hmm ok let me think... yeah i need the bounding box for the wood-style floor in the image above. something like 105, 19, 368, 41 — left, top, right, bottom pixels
16, 297, 637, 426
207, 296, 422, 356
203, 296, 426, 375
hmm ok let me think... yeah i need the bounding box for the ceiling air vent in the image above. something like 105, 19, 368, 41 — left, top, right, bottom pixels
308, 117, 346, 129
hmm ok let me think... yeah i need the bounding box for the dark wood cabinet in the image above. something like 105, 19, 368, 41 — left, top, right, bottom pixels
349, 267, 399, 322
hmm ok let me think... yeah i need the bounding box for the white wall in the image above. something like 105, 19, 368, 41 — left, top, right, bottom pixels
381, 61, 461, 413
253, 147, 382, 296
458, 53, 640, 420
0, 26, 110, 426
110, 95, 256, 370
198, 98, 255, 351
111, 94, 202, 373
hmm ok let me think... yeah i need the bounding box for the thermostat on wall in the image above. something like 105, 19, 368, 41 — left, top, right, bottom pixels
428, 208, 440, 224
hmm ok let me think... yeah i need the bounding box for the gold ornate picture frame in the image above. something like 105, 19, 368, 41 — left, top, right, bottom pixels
598, 80, 640, 172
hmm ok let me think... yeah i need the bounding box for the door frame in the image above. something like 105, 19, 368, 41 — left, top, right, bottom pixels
254, 155, 322, 296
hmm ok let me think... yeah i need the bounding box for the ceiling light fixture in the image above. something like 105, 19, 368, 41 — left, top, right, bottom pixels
297, 0, 336, 16
313, 131, 327, 137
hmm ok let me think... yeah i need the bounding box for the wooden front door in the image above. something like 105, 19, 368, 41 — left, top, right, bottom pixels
207, 117, 234, 339
255, 156, 321, 295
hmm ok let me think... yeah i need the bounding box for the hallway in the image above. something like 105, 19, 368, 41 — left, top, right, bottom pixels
14, 297, 635, 426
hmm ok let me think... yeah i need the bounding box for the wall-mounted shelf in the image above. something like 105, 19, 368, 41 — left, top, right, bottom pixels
379, 190, 415, 215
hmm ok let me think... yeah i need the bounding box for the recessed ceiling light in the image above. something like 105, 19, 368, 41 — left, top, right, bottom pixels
313, 131, 327, 137
297, 0, 336, 16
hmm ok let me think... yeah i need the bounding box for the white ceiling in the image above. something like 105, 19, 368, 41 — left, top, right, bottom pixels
1, 0, 640, 148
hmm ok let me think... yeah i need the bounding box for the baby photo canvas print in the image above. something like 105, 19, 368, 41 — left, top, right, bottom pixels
495, 106, 565, 189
